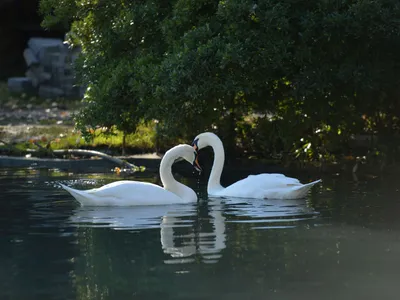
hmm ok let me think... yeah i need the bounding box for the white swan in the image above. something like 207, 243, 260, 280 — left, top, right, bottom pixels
60, 144, 202, 206
191, 132, 321, 199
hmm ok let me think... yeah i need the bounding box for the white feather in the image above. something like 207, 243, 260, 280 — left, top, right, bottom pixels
193, 132, 321, 199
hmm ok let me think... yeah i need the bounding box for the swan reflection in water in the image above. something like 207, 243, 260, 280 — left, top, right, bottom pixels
217, 196, 320, 229
69, 194, 320, 264
69, 199, 226, 264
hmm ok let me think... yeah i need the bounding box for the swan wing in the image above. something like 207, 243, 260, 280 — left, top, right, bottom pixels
86, 180, 164, 197
216, 174, 320, 199
229, 173, 302, 190
61, 180, 182, 206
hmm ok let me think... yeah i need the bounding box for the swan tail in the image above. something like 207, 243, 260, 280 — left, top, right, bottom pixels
291, 179, 322, 199
59, 183, 90, 206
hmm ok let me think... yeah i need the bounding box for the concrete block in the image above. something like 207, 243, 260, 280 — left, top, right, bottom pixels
28, 37, 64, 61
7, 77, 35, 94
63, 85, 81, 98
63, 67, 73, 76
25, 70, 39, 87
13, 38, 85, 99
23, 48, 39, 67
26, 65, 51, 85
58, 75, 75, 83
41, 52, 66, 68
38, 85, 64, 99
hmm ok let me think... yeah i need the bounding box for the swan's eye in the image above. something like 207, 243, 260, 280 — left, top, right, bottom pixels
191, 138, 199, 151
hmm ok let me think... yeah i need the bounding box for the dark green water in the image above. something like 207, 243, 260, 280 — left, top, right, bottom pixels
1, 168, 400, 300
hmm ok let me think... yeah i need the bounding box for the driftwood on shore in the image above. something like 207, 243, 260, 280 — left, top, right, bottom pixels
25, 148, 138, 174
53, 149, 136, 169
0, 137, 162, 173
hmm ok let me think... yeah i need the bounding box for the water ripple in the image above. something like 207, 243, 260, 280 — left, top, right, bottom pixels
68, 199, 227, 264
219, 197, 320, 229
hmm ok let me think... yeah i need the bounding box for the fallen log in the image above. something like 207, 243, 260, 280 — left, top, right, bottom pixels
25, 148, 139, 174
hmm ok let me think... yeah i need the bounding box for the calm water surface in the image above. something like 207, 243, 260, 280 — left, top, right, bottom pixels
1, 167, 400, 300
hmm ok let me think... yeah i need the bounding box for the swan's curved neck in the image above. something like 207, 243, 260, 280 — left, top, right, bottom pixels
206, 136, 225, 193
160, 152, 189, 200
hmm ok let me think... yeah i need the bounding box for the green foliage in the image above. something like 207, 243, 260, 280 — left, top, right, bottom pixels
40, 0, 171, 140
0, 122, 158, 157
39, 0, 400, 163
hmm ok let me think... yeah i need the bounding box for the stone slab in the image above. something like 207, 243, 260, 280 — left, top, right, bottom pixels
28, 37, 64, 61
23, 48, 39, 67
7, 77, 35, 94
38, 85, 64, 99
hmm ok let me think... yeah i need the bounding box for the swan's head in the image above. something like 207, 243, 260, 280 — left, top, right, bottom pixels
173, 144, 202, 173
191, 132, 220, 151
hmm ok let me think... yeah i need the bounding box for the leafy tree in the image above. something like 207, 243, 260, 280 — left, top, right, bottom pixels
154, 0, 400, 161
40, 0, 400, 162
40, 0, 172, 152
151, 0, 292, 155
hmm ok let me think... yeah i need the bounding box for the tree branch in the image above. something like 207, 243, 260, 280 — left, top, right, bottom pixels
27, 148, 138, 173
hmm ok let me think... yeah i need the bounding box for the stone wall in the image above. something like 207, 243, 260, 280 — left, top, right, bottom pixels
7, 37, 85, 99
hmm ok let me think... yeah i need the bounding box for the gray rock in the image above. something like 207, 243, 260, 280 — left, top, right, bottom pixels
7, 77, 35, 94
25, 66, 52, 88
41, 52, 66, 68
38, 85, 64, 99
8, 38, 84, 99
58, 75, 75, 85
28, 37, 64, 62
50, 66, 69, 86
23, 48, 39, 67
27, 65, 52, 83
25, 70, 39, 87
64, 67, 73, 76
63, 85, 82, 98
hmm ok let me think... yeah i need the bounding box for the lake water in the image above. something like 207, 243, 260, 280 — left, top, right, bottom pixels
1, 167, 400, 300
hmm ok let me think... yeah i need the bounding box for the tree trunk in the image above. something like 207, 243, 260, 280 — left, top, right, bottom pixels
122, 131, 126, 156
